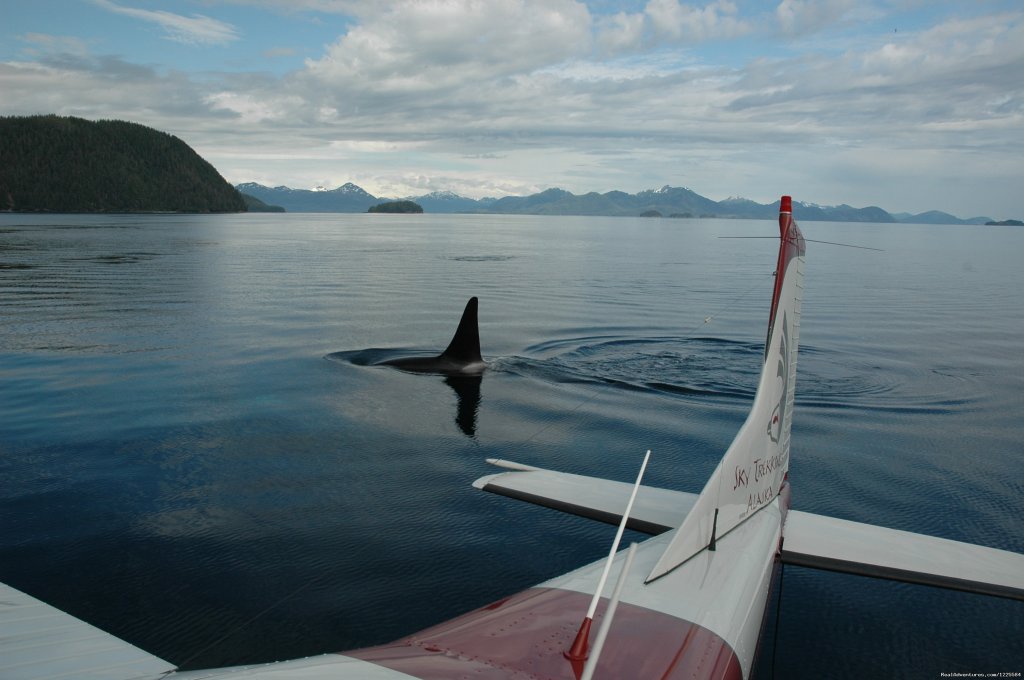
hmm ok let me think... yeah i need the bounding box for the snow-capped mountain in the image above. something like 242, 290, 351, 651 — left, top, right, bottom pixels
234, 182, 992, 223
235, 182, 381, 212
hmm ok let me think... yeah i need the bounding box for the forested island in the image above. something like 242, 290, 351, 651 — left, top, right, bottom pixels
368, 200, 423, 213
0, 115, 246, 213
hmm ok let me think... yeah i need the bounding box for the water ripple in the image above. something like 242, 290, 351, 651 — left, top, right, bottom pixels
495, 335, 990, 417
796, 346, 985, 415
443, 255, 516, 262
502, 336, 762, 401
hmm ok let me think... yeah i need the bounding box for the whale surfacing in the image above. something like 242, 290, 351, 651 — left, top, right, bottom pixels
381, 297, 486, 376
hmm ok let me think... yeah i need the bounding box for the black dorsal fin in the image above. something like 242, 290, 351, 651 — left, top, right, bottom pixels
440, 297, 482, 363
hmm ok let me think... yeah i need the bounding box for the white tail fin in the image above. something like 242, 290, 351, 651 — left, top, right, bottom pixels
647, 196, 805, 582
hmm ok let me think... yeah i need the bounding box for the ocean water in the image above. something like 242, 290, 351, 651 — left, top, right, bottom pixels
0, 212, 1021, 678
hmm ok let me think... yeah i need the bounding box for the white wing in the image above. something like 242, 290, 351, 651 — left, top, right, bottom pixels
781, 511, 1024, 600
0, 582, 175, 680
474, 460, 1024, 601
473, 458, 696, 535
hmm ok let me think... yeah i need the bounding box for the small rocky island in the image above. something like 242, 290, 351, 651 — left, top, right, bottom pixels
985, 219, 1023, 226
368, 200, 423, 213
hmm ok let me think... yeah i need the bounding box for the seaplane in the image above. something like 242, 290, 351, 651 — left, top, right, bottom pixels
2, 197, 1022, 679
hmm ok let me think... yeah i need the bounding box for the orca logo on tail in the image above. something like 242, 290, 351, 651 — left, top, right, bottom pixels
767, 313, 790, 444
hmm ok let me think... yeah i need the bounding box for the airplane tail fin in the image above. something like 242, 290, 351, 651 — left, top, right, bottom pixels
440, 296, 483, 364
647, 196, 805, 582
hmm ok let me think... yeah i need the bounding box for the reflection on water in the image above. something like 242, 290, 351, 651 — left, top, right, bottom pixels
1, 213, 1021, 677
445, 375, 482, 438
327, 350, 483, 438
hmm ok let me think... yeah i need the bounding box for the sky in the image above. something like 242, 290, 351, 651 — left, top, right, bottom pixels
2, 1, 1022, 219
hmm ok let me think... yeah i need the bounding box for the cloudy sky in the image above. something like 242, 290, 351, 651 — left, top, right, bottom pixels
2, 1, 1022, 218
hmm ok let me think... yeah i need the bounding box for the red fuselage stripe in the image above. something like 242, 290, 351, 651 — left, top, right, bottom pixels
765, 211, 806, 356
348, 586, 743, 680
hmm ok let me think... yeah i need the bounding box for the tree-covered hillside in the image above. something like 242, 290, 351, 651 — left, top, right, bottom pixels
0, 115, 246, 213
240, 192, 285, 212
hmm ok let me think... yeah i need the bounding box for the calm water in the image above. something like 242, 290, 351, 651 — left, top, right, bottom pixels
1, 213, 1021, 678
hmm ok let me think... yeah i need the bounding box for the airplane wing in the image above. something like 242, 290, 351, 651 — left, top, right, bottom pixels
0, 581, 176, 680
781, 510, 1024, 601
474, 460, 1024, 602
473, 458, 696, 535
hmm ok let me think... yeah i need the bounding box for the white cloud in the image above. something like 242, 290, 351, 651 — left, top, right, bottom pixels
542, 52, 700, 82
327, 139, 425, 153
593, 0, 752, 52
206, 92, 291, 123
855, 12, 1024, 86
775, 0, 857, 36
92, 0, 240, 46
730, 12, 1024, 105
596, 11, 647, 52
304, 0, 593, 91
645, 0, 749, 42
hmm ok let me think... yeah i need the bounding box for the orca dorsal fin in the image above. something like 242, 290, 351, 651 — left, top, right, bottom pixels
440, 297, 482, 364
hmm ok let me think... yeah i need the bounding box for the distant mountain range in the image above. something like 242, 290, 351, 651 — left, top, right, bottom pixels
236, 182, 997, 225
